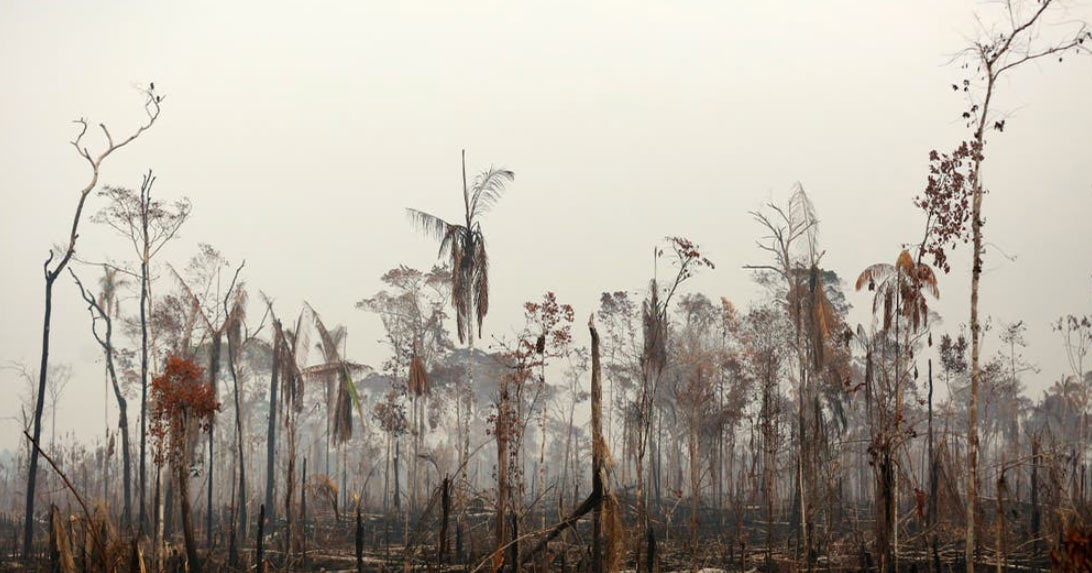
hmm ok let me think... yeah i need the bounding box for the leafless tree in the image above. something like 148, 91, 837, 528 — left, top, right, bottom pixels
93, 169, 191, 531
23, 84, 162, 558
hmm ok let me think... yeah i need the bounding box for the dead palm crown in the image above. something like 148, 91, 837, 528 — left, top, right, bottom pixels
304, 303, 367, 444
855, 249, 939, 334
406, 150, 514, 344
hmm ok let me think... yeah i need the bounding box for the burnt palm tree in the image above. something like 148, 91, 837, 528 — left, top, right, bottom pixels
304, 302, 367, 514
855, 249, 938, 335
406, 150, 513, 488
855, 249, 938, 568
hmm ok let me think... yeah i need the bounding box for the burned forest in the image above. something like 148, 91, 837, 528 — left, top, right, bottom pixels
1, 1, 1092, 571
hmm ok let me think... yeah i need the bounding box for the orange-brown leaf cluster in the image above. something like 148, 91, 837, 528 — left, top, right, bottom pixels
150, 355, 220, 466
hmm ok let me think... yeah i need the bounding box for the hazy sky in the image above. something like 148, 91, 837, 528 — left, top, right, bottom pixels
2, 1, 1090, 452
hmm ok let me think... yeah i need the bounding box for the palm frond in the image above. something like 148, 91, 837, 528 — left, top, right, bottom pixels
882, 290, 893, 331
406, 208, 453, 243
474, 237, 489, 337
302, 361, 369, 377
437, 224, 466, 262
469, 167, 515, 219
855, 263, 894, 291
895, 250, 916, 274
452, 246, 470, 344
333, 375, 353, 443
916, 264, 940, 299
788, 182, 820, 260
306, 303, 342, 365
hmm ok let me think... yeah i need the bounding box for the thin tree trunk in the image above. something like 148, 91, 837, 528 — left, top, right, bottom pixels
459, 316, 474, 561
264, 338, 280, 524
139, 256, 150, 533
179, 447, 201, 573
439, 475, 450, 565
228, 327, 247, 536
689, 407, 699, 573
394, 439, 402, 511
72, 272, 135, 529
24, 275, 58, 559
355, 504, 363, 573
301, 457, 308, 563
966, 71, 995, 573
928, 358, 938, 573
286, 408, 299, 557
206, 332, 221, 550
995, 460, 1004, 573
257, 503, 266, 573
24, 97, 158, 558
494, 381, 509, 572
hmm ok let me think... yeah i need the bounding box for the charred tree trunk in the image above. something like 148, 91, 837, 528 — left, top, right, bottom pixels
439, 475, 451, 565
265, 337, 280, 525
73, 271, 135, 530
138, 257, 150, 534
285, 407, 299, 558
257, 503, 265, 573
394, 439, 401, 511
590, 317, 604, 573
227, 317, 247, 537
494, 382, 509, 572
301, 457, 308, 563
1030, 437, 1040, 554
24, 254, 64, 559
23, 92, 161, 558
356, 504, 364, 573
206, 332, 221, 550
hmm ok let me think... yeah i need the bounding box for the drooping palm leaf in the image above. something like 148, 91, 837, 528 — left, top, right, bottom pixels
405, 208, 454, 244
408, 354, 429, 396
473, 234, 489, 337
301, 361, 368, 377
304, 303, 368, 443
855, 263, 895, 292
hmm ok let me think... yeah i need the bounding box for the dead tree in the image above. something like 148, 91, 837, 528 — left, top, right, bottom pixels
22, 85, 162, 559
223, 261, 248, 542
910, 3, 1090, 567
264, 311, 282, 526
93, 168, 191, 534
590, 315, 605, 573
519, 315, 613, 570
257, 503, 266, 573
71, 269, 134, 528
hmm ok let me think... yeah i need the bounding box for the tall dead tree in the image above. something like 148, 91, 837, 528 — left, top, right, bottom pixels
94, 168, 191, 532
745, 185, 818, 560
223, 262, 248, 543
167, 249, 240, 548
71, 268, 134, 527
407, 151, 514, 558
590, 315, 605, 573
23, 85, 162, 558
912, 4, 1090, 567
634, 237, 711, 571
960, 8, 1088, 568
261, 294, 282, 525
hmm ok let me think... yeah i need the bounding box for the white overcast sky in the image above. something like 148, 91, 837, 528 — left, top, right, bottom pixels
1, 1, 1090, 451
